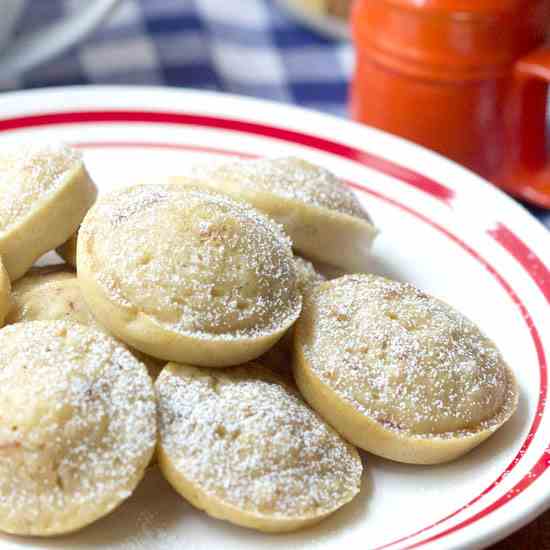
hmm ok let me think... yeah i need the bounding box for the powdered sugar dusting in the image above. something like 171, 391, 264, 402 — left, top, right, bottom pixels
299, 274, 518, 437
7, 268, 164, 379
8, 270, 91, 326
195, 157, 373, 222
156, 363, 362, 518
0, 143, 82, 232
0, 321, 157, 534
294, 256, 325, 295
80, 184, 302, 339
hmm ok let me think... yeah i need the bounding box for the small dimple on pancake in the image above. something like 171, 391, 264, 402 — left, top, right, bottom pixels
298, 274, 517, 437
156, 363, 362, 521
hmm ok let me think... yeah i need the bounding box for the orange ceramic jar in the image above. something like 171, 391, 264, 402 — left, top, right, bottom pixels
351, 0, 550, 207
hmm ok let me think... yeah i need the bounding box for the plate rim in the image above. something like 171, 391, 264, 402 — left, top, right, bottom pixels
0, 84, 548, 550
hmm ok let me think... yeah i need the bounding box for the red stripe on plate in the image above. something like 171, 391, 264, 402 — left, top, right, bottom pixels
405, 450, 550, 549
0, 110, 455, 205
488, 223, 550, 305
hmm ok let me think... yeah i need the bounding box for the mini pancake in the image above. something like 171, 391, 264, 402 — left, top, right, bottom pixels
78, 184, 302, 366
0, 321, 157, 536
156, 362, 362, 532
0, 144, 97, 280
293, 274, 519, 464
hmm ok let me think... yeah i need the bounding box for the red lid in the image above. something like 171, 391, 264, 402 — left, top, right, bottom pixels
353, 0, 550, 80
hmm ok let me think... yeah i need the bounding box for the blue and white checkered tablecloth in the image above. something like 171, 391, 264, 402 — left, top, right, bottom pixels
2, 0, 549, 228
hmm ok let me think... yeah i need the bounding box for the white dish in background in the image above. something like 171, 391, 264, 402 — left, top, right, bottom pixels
276, 0, 350, 40
0, 85, 549, 550
0, 0, 120, 78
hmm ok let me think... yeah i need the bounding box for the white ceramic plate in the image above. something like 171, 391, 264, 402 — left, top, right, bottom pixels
0, 86, 549, 550
275, 0, 350, 40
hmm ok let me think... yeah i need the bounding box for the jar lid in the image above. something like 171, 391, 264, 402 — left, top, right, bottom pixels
353, 0, 550, 80
387, 0, 536, 15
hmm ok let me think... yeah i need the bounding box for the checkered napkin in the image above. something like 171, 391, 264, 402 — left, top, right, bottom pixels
2, 0, 352, 116
2, 0, 549, 227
